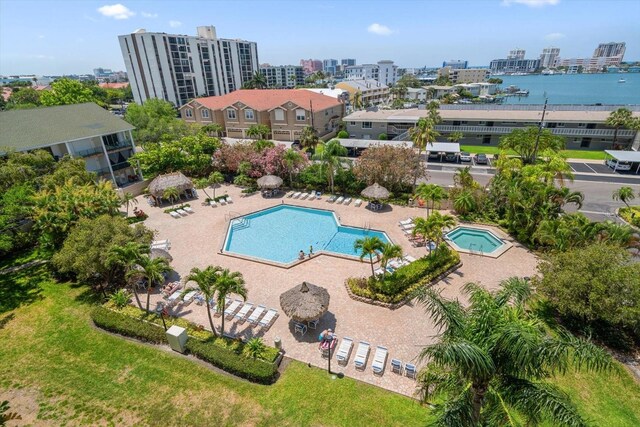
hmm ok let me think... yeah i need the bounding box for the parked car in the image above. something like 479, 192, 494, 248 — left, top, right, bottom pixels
475, 153, 489, 165
427, 152, 440, 161
444, 153, 458, 162
606, 158, 632, 171
459, 152, 472, 162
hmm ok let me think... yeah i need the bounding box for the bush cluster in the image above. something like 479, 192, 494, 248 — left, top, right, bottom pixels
618, 206, 640, 228
92, 305, 166, 343
347, 247, 460, 304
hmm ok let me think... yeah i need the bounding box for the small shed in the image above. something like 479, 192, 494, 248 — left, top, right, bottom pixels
147, 172, 194, 203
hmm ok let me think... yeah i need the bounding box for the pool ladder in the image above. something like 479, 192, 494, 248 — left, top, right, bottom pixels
468, 243, 484, 256
230, 217, 250, 230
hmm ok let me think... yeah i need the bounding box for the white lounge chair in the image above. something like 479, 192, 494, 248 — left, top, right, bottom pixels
404, 255, 417, 263
219, 198, 227, 205
169, 211, 181, 219
300, 192, 309, 200
399, 218, 414, 226
374, 267, 385, 277
343, 197, 352, 205
183, 206, 194, 213
248, 304, 266, 325
292, 192, 301, 199
354, 341, 370, 370
259, 309, 278, 328
226, 196, 233, 203
235, 302, 253, 322
182, 290, 198, 305
152, 239, 169, 246
335, 196, 345, 204
224, 299, 242, 318
286, 191, 295, 198
354, 198, 363, 207
372, 346, 388, 375
176, 209, 189, 216
336, 337, 354, 366
327, 195, 337, 203
209, 200, 217, 207
401, 223, 415, 230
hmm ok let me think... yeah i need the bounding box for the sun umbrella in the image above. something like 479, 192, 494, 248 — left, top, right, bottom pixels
257, 174, 284, 189
280, 281, 330, 323
361, 182, 390, 199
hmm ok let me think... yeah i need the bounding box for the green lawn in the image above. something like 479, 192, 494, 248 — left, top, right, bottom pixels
1, 259, 639, 426
459, 145, 607, 160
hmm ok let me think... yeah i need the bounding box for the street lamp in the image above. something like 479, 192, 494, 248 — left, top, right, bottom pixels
532, 94, 549, 163
155, 306, 167, 331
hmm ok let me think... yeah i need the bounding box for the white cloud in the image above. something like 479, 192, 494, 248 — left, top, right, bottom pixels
501, 0, 559, 7
544, 32, 566, 41
29, 54, 54, 60
97, 4, 135, 20
37, 35, 45, 39
141, 11, 158, 18
169, 20, 182, 28
367, 23, 393, 36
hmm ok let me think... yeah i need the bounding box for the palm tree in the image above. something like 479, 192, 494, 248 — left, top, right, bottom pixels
200, 123, 224, 137
605, 108, 633, 146
186, 266, 219, 337
379, 243, 403, 278
135, 255, 171, 312
352, 91, 362, 110
354, 236, 385, 277
453, 166, 477, 189
121, 192, 138, 216
283, 148, 304, 185
453, 190, 477, 216
312, 139, 348, 193
195, 177, 212, 199
447, 131, 464, 143
299, 126, 319, 152
415, 183, 447, 218
426, 211, 456, 252
410, 117, 440, 189
246, 71, 268, 89
208, 171, 224, 199
213, 268, 247, 336
612, 186, 636, 209
246, 124, 270, 140
107, 242, 150, 309
415, 278, 613, 426
412, 217, 437, 255
162, 187, 180, 206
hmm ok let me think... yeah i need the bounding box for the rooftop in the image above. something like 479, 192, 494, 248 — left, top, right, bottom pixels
186, 89, 342, 112
0, 102, 134, 152
336, 79, 389, 91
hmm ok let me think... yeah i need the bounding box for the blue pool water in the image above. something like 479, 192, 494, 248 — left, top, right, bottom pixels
223, 205, 391, 264
445, 227, 504, 253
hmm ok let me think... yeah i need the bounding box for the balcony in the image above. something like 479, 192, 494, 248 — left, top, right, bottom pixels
75, 147, 104, 158
110, 161, 131, 172
105, 140, 133, 152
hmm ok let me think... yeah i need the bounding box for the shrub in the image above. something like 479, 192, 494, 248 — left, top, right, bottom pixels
337, 130, 349, 139
378, 133, 388, 140
109, 289, 131, 309
127, 214, 147, 224
244, 337, 267, 359
91, 306, 166, 343
618, 206, 640, 228
186, 339, 277, 384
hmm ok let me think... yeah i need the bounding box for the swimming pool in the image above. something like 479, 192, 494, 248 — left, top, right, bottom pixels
445, 226, 509, 257
223, 205, 391, 265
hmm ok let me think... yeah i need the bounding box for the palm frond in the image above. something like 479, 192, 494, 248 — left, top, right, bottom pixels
420, 340, 495, 381
483, 386, 522, 427
494, 277, 533, 307
415, 288, 466, 336
542, 329, 616, 375
416, 365, 466, 403
427, 386, 476, 427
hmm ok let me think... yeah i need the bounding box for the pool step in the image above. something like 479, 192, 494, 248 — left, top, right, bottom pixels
231, 218, 251, 230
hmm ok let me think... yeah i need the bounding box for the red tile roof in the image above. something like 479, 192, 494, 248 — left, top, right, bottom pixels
189, 89, 342, 112
99, 82, 130, 89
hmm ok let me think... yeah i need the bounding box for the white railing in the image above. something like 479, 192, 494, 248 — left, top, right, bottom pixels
434, 125, 636, 138
439, 104, 640, 112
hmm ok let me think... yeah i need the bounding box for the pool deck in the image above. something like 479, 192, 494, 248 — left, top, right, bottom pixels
142, 184, 539, 398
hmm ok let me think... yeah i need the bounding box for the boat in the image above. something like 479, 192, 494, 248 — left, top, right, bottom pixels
618, 78, 626, 83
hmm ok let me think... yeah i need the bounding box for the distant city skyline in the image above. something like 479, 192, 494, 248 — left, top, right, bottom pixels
1, 0, 639, 75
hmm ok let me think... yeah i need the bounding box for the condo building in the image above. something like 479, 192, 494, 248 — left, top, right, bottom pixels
539, 47, 560, 69
442, 60, 468, 69
118, 25, 259, 107
335, 79, 390, 107
323, 59, 338, 75
300, 59, 323, 75
259, 65, 305, 88
438, 67, 490, 84
345, 60, 398, 86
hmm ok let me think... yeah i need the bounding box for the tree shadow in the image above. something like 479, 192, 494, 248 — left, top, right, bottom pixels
0, 313, 15, 330
0, 265, 46, 314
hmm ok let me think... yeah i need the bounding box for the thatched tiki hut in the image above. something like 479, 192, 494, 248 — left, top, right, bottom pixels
147, 172, 194, 205
257, 174, 283, 189
280, 281, 330, 323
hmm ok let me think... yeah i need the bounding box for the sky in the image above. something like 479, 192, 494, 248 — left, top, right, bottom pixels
1, 0, 639, 75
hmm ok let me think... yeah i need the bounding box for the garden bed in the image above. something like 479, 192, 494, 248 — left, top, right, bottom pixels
618, 206, 640, 229
91, 304, 280, 384
345, 247, 461, 308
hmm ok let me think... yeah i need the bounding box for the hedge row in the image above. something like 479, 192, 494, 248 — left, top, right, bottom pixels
91, 306, 278, 384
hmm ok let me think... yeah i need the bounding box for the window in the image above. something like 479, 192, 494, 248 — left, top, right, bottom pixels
362, 122, 372, 129
274, 109, 285, 121
245, 109, 255, 120
296, 109, 306, 121
227, 109, 237, 120
201, 109, 209, 118
350, 121, 356, 126
185, 109, 193, 118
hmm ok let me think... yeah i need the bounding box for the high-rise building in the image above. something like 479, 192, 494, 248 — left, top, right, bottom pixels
118, 25, 259, 107
489, 58, 540, 74
539, 47, 560, 69
300, 59, 323, 75
259, 65, 305, 88
345, 60, 398, 85
341, 58, 356, 67
507, 48, 526, 60
438, 67, 489, 83
323, 59, 338, 75
442, 60, 468, 69
593, 42, 626, 59
93, 68, 114, 78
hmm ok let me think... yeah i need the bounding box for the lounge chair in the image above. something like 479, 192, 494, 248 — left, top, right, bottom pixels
209, 200, 217, 207
183, 206, 194, 213
151, 242, 170, 250
343, 197, 352, 205
400, 223, 415, 230
248, 304, 266, 325
372, 346, 388, 375
235, 302, 254, 322
152, 239, 170, 247
259, 309, 278, 328
292, 192, 301, 199
315, 191, 322, 200
403, 255, 417, 263
405, 363, 417, 379
336, 196, 345, 204
327, 195, 337, 203
286, 191, 295, 198
300, 192, 309, 200
374, 267, 385, 277
169, 211, 181, 219
391, 359, 403, 374
176, 209, 189, 216
336, 337, 354, 365
226, 196, 233, 203
354, 341, 371, 370
354, 198, 363, 207
182, 290, 198, 305
219, 198, 227, 205
399, 218, 414, 226
213, 297, 231, 317
224, 299, 242, 318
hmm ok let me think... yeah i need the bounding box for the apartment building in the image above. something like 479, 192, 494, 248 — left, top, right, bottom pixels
342, 105, 640, 150
508, 49, 526, 60
438, 67, 490, 83
489, 58, 540, 74
300, 59, 323, 75
259, 65, 304, 88
179, 89, 343, 142
0, 103, 141, 187
442, 60, 468, 69
335, 79, 390, 106
323, 59, 338, 75
539, 47, 560, 69
593, 42, 626, 60
118, 25, 259, 107
345, 60, 398, 85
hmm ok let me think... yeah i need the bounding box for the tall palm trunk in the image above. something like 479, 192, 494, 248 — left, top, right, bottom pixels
146, 285, 152, 312
471, 382, 489, 425
220, 298, 226, 336
369, 253, 375, 277
206, 305, 217, 337
131, 286, 143, 309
